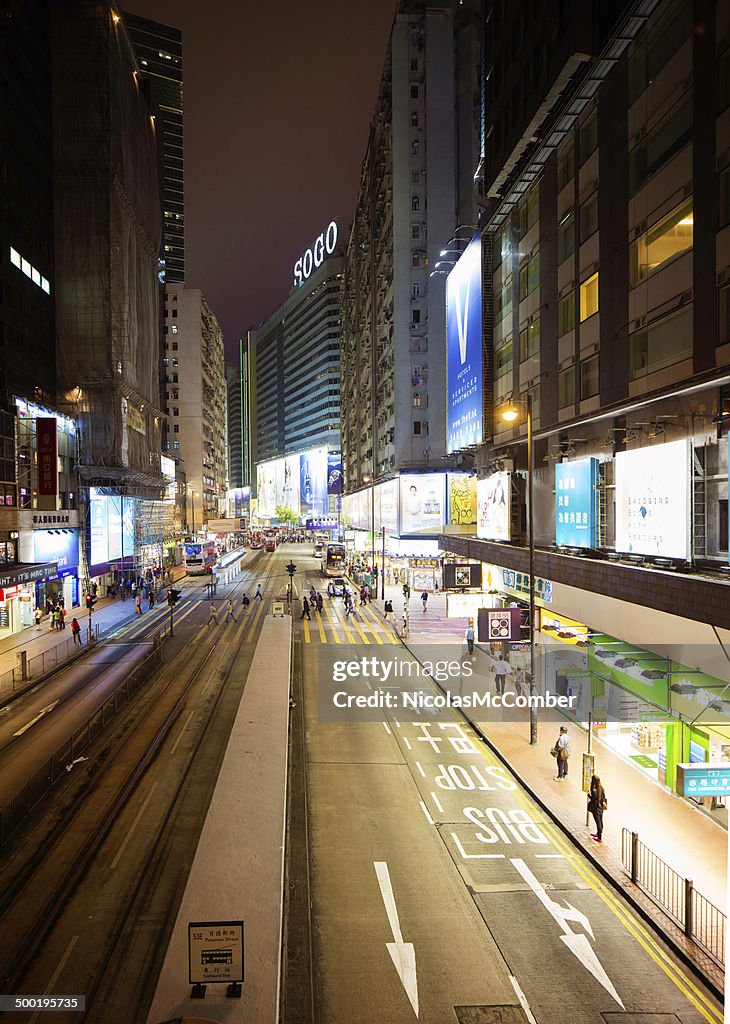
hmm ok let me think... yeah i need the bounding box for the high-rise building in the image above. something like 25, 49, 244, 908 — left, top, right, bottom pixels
439, 0, 730, 819
162, 285, 227, 527
227, 337, 252, 491
122, 11, 185, 284
252, 246, 342, 467
340, 0, 480, 499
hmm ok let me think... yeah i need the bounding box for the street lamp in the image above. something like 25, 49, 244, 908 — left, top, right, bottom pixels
499, 394, 537, 745
362, 473, 376, 592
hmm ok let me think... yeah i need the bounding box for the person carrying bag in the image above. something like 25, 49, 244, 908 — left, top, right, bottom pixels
587, 775, 608, 843
551, 725, 571, 780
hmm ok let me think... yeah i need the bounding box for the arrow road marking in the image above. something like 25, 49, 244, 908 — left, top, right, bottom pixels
13, 700, 59, 737
374, 861, 419, 1018
511, 857, 624, 1008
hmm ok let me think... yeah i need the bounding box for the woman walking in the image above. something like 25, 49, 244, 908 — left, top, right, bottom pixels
587, 775, 608, 843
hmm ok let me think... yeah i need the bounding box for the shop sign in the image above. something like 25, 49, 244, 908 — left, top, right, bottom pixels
293, 221, 337, 286
443, 562, 482, 590
0, 607, 8, 628
409, 557, 440, 569
0, 563, 57, 587
36, 417, 58, 496
32, 513, 71, 526
446, 592, 488, 618
502, 569, 553, 603
33, 529, 79, 574
477, 607, 522, 643
676, 763, 730, 797
555, 458, 598, 548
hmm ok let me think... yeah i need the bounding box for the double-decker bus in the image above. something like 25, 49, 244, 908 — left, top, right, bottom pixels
185, 541, 217, 575
322, 542, 346, 577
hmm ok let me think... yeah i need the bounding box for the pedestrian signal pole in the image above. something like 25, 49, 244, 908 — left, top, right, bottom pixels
286, 562, 297, 610
85, 592, 96, 645
167, 588, 181, 636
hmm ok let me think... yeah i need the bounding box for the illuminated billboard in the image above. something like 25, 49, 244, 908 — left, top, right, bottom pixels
255, 448, 330, 519
448, 473, 477, 526
446, 233, 483, 453
399, 473, 446, 535
555, 458, 599, 548
614, 440, 689, 559
89, 491, 135, 568
476, 473, 511, 540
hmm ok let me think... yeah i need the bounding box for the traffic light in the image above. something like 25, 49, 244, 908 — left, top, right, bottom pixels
286, 562, 297, 578
167, 588, 182, 607
85, 593, 96, 609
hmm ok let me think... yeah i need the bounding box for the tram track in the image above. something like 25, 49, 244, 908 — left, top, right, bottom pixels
0, 553, 282, 1022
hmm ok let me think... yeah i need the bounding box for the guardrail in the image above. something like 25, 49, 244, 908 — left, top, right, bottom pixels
0, 623, 102, 700
0, 640, 164, 849
621, 828, 725, 968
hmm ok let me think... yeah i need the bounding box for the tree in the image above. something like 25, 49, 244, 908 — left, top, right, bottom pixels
275, 505, 299, 526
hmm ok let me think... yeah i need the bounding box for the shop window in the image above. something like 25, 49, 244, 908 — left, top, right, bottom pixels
495, 337, 513, 378
629, 91, 692, 195
559, 292, 575, 336
580, 272, 599, 321
558, 211, 575, 263
519, 318, 540, 361
629, 304, 693, 379
579, 192, 598, 244
557, 142, 574, 190
631, 198, 693, 284
579, 111, 598, 164
559, 364, 576, 408
580, 354, 599, 399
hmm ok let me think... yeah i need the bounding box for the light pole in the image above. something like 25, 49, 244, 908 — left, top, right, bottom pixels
363, 473, 376, 592
500, 394, 537, 745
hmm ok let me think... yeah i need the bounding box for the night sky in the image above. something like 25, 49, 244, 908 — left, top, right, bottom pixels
122, 0, 397, 361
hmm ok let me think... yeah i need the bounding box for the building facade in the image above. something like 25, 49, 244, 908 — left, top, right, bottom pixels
340, 0, 480, 501
163, 285, 227, 527
439, 0, 730, 824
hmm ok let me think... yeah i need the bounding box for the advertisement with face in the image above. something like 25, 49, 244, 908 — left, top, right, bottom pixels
376, 478, 399, 534
448, 473, 477, 526
399, 474, 446, 535
256, 463, 276, 519
327, 453, 343, 495
614, 440, 689, 559
476, 473, 511, 540
446, 234, 483, 454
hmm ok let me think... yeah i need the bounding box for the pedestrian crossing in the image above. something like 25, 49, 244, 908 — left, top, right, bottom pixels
299, 600, 399, 645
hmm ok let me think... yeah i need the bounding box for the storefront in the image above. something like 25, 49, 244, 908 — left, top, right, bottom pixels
32, 528, 81, 612
0, 562, 58, 637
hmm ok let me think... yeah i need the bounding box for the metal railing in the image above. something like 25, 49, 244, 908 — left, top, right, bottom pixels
0, 623, 102, 700
622, 829, 725, 968
0, 641, 163, 849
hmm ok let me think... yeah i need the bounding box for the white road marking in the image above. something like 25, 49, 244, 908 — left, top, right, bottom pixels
415, 761, 426, 778
403, 736, 412, 750
430, 792, 444, 814
535, 853, 565, 859
13, 699, 59, 737
170, 710, 195, 755
511, 857, 624, 1007
29, 934, 79, 1024
509, 975, 537, 1024
383, 722, 392, 735
419, 801, 434, 825
450, 832, 505, 860
111, 782, 159, 870
374, 862, 419, 1018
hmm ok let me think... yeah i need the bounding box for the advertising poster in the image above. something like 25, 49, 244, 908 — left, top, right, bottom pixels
555, 458, 598, 548
327, 453, 343, 495
33, 529, 79, 575
256, 463, 276, 519
310, 448, 328, 515
376, 478, 399, 534
448, 473, 477, 526
399, 473, 446, 535
446, 234, 483, 453
89, 492, 135, 567
89, 494, 109, 566
476, 473, 511, 540
614, 440, 689, 559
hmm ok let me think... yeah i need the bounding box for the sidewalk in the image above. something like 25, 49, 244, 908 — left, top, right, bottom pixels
359, 575, 727, 983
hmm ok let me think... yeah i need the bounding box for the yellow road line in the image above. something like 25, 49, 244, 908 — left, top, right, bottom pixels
302, 616, 311, 643
348, 611, 370, 644
315, 610, 327, 643
321, 600, 341, 643
464, 727, 723, 1023
361, 604, 396, 644
356, 604, 383, 645
333, 604, 357, 644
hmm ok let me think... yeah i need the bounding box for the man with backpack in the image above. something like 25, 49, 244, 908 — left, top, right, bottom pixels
551, 725, 571, 780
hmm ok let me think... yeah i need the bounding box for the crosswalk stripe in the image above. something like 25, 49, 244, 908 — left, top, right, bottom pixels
357, 604, 383, 644
348, 611, 370, 645
321, 600, 341, 643
303, 617, 311, 642
333, 604, 357, 643
314, 609, 327, 643
359, 603, 394, 645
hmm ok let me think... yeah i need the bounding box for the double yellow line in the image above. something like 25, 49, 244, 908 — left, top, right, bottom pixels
302, 599, 398, 646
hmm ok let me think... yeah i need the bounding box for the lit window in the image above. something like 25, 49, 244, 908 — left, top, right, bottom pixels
171, 324, 178, 333
580, 273, 599, 321
9, 247, 20, 269
21, 258, 31, 278
41, 277, 50, 294
631, 199, 692, 284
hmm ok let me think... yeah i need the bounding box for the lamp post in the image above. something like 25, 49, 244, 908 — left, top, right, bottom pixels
363, 473, 376, 592
500, 394, 537, 745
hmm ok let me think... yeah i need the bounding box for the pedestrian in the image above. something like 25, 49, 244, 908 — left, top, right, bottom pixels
492, 653, 512, 695
225, 598, 237, 623
71, 617, 82, 646
421, 591, 428, 612
60, 606, 67, 629
135, 592, 143, 615
327, 580, 334, 598
254, 584, 263, 601
208, 601, 219, 627
316, 594, 323, 614
57, 594, 65, 609
551, 725, 571, 780
301, 597, 311, 620
346, 596, 354, 617
587, 775, 608, 843
34, 606, 43, 629
148, 589, 155, 610
465, 622, 475, 655
52, 606, 61, 630
384, 599, 393, 623
310, 585, 317, 603
242, 593, 250, 610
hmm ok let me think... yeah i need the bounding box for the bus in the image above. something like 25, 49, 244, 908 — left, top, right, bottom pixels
323, 542, 346, 577
185, 541, 217, 576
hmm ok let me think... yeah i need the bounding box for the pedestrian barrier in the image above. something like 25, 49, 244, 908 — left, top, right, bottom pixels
621, 828, 725, 968
0, 623, 101, 699
0, 641, 164, 850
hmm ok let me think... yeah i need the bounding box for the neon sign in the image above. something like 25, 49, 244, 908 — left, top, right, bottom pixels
293, 221, 337, 286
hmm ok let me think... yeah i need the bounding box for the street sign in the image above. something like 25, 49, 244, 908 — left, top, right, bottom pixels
582, 752, 596, 793
676, 763, 730, 797
271, 601, 285, 617
477, 607, 521, 643
188, 920, 243, 997
443, 562, 482, 590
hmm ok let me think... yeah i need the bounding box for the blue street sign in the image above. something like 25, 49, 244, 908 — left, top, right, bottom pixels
676, 763, 730, 797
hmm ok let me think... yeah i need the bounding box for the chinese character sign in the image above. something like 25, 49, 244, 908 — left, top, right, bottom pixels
446, 234, 483, 453
614, 440, 689, 559
36, 417, 58, 496
555, 458, 598, 548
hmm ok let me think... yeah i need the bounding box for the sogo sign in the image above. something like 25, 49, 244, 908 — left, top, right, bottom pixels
293, 221, 337, 286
